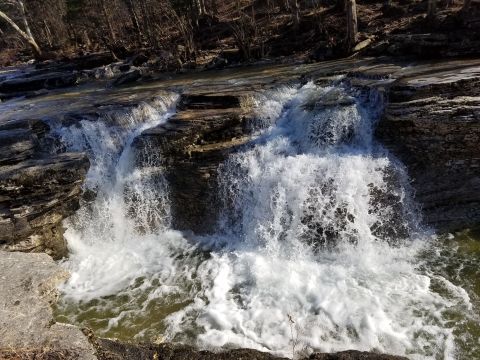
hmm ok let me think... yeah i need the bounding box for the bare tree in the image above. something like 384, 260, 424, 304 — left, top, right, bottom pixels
99, 0, 116, 42
346, 0, 358, 48
0, 0, 42, 56
123, 0, 143, 44
230, 12, 256, 60
196, 0, 206, 15
163, 1, 196, 61
292, 0, 300, 28
427, 0, 437, 21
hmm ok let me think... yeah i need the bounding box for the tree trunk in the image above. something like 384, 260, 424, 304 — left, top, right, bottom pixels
197, 0, 206, 15
0, 4, 42, 57
43, 20, 53, 48
427, 0, 437, 21
293, 0, 300, 28
346, 0, 358, 48
100, 0, 116, 42
125, 0, 143, 44
462, 0, 471, 11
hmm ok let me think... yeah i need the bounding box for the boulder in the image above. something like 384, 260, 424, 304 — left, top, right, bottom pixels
112, 69, 142, 87
131, 53, 149, 67
0, 153, 90, 258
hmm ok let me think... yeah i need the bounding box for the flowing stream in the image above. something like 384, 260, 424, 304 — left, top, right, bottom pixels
54, 82, 479, 359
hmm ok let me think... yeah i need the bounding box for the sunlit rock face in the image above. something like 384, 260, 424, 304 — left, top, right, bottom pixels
0, 250, 96, 359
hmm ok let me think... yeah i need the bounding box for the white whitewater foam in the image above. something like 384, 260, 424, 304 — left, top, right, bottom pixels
58, 83, 472, 359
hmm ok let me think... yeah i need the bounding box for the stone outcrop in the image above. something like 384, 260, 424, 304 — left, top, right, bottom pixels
309, 352, 406, 360
375, 60, 480, 231
131, 58, 480, 235
0, 119, 89, 258
135, 91, 254, 234
88, 338, 408, 360
0, 71, 78, 100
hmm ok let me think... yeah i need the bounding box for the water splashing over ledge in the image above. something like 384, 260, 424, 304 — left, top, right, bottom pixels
54, 83, 476, 359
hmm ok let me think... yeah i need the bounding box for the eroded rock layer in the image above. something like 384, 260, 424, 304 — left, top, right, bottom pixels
135, 91, 254, 234
376, 61, 480, 231
0, 119, 89, 258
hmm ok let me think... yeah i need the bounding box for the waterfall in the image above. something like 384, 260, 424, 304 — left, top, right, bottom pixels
56, 83, 472, 359
55, 93, 189, 298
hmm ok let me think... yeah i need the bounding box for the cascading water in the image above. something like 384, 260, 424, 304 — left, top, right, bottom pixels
55, 83, 475, 359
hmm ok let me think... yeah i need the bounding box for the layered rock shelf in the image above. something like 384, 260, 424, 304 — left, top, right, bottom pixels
375, 60, 480, 231
0, 119, 89, 258
135, 91, 255, 234
133, 58, 480, 235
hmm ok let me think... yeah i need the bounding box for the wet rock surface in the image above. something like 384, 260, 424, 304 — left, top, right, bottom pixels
89, 339, 408, 360
1, 57, 479, 241
309, 352, 407, 360
135, 91, 254, 234
0, 71, 78, 100
0, 119, 89, 258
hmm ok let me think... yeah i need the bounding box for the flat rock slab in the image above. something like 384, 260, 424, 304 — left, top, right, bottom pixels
0, 251, 96, 359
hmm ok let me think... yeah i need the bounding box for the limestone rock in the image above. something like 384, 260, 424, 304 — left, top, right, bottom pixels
0, 71, 78, 94
0, 251, 96, 359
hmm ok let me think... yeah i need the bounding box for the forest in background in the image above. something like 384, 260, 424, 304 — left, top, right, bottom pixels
0, 0, 479, 68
